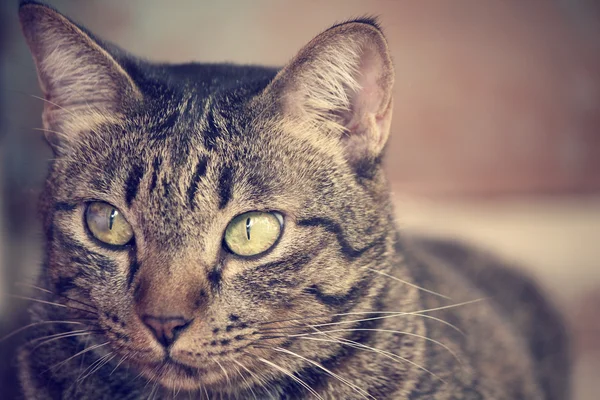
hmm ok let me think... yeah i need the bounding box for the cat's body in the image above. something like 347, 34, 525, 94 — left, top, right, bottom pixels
15, 2, 569, 399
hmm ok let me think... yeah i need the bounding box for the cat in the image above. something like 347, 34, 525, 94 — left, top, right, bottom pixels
14, 1, 570, 399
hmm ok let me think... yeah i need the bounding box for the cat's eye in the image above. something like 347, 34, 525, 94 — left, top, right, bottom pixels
85, 202, 134, 246
224, 211, 283, 256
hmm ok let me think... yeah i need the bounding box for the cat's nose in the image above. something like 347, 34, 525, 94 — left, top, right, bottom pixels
142, 315, 192, 347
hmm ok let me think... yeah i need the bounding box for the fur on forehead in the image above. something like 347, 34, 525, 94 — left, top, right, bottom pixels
20, 2, 395, 175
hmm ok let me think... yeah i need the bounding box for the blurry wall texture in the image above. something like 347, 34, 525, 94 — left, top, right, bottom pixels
0, 1, 599, 399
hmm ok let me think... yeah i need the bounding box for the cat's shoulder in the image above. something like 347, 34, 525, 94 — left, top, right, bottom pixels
401, 234, 571, 399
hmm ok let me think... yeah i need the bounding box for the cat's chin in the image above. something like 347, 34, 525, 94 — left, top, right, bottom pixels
136, 359, 232, 391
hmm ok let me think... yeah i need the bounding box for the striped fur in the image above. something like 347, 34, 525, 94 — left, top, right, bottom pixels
16, 2, 569, 399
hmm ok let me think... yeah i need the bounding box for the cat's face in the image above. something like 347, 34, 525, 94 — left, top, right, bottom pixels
21, 3, 395, 393
44, 95, 388, 389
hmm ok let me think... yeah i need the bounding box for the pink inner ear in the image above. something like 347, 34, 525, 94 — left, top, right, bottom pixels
345, 45, 387, 134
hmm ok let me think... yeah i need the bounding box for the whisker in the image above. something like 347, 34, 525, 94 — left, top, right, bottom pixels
258, 312, 465, 337
6, 294, 98, 315
110, 354, 129, 376
7, 294, 70, 308
272, 346, 374, 400
48, 341, 110, 371
172, 371, 183, 399
367, 268, 452, 300
291, 328, 462, 365
29, 330, 100, 352
15, 282, 98, 312
0, 320, 89, 343
27, 329, 93, 345
76, 351, 112, 382
257, 297, 483, 328
258, 313, 342, 327
275, 298, 489, 331
173, 379, 182, 399
77, 352, 115, 383
148, 363, 168, 400
213, 358, 231, 386
28, 94, 77, 116
245, 352, 324, 400
79, 335, 93, 378
147, 379, 158, 400
230, 359, 258, 400
298, 336, 446, 383
416, 314, 465, 336
232, 358, 274, 399
257, 314, 336, 327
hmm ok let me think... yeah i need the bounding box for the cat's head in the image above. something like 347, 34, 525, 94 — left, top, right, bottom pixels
20, 1, 395, 393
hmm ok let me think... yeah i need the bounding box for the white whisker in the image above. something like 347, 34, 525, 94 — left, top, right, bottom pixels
0, 320, 87, 343
367, 268, 452, 299
291, 328, 462, 365
49, 341, 110, 371
249, 353, 324, 400
213, 358, 230, 386
29, 94, 76, 116
110, 354, 129, 375
77, 351, 115, 383
272, 346, 375, 400
230, 359, 258, 400
6, 294, 98, 315
29, 331, 95, 352
305, 298, 488, 329
258, 298, 486, 329
15, 282, 98, 311
298, 335, 446, 383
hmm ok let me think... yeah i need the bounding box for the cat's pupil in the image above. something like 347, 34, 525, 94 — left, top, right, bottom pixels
246, 217, 252, 240
109, 208, 117, 230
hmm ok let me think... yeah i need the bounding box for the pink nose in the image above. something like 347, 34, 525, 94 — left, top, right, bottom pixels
142, 315, 191, 347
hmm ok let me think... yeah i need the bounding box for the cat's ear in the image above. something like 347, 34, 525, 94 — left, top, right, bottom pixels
265, 19, 394, 165
19, 2, 141, 148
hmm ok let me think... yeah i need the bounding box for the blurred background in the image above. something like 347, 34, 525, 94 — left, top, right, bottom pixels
1, 0, 599, 398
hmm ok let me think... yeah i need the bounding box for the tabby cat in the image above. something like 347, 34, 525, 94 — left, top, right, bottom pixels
15, 1, 570, 399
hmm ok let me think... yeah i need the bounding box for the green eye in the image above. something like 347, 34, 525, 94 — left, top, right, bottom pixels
224, 211, 283, 256
85, 202, 134, 246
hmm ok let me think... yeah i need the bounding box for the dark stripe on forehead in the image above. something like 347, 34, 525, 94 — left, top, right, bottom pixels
187, 155, 209, 210
155, 111, 179, 133
203, 107, 220, 151
217, 165, 234, 209
149, 156, 162, 194
125, 162, 145, 206
162, 178, 171, 198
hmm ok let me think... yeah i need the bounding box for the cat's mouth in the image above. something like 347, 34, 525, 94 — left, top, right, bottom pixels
158, 358, 200, 377
139, 356, 232, 390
